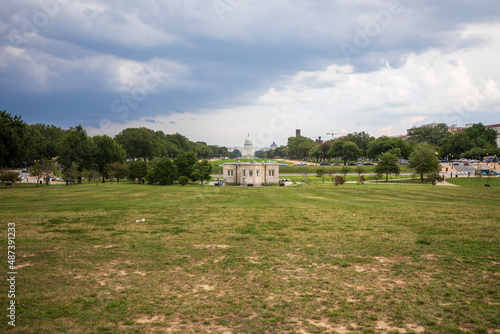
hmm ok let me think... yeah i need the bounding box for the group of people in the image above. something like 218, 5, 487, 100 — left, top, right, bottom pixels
135, 177, 145, 184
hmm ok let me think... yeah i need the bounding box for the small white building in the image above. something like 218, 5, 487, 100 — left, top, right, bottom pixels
223, 162, 280, 185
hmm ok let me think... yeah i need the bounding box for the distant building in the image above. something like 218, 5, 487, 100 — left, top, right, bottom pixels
228, 133, 274, 157
270, 142, 278, 150
223, 162, 280, 186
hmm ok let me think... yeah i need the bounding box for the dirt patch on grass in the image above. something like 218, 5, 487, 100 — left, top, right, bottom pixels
375, 321, 425, 333
194, 244, 231, 249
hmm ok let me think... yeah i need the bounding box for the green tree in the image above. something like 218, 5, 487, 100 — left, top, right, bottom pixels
367, 137, 411, 159
62, 162, 81, 185
440, 131, 472, 158
191, 159, 212, 186
105, 162, 129, 183
228, 149, 242, 159
115, 127, 157, 160
316, 167, 325, 182
287, 136, 315, 160
0, 111, 29, 167
93, 135, 126, 182
318, 141, 333, 162
340, 132, 375, 157
464, 123, 497, 148
409, 143, 440, 182
128, 160, 148, 181
31, 158, 57, 187
374, 152, 400, 182
26, 123, 64, 160
149, 157, 178, 185
339, 166, 351, 179
407, 124, 450, 146
174, 151, 197, 180
341, 141, 361, 165
58, 125, 94, 181
0, 169, 21, 184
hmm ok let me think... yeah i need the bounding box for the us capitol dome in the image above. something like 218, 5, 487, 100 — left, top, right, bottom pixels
228, 133, 274, 157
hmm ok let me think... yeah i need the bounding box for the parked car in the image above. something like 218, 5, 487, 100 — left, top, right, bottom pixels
331, 163, 341, 166
279, 163, 288, 166
362, 162, 374, 165
347, 162, 357, 166
319, 162, 330, 166
481, 169, 499, 175
296, 162, 307, 166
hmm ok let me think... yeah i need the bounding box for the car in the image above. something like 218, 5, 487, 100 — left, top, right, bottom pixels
481, 169, 499, 175
464, 162, 469, 166
453, 162, 460, 165
319, 162, 330, 166
279, 163, 288, 166
362, 162, 374, 165
347, 162, 357, 165
331, 163, 341, 166
296, 162, 307, 166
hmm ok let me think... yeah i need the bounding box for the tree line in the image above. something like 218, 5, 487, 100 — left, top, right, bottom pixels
0, 111, 218, 185
259, 125, 499, 163
1, 110, 498, 186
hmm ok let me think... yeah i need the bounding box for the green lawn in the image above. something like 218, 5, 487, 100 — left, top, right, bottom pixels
1, 183, 499, 333
446, 176, 500, 188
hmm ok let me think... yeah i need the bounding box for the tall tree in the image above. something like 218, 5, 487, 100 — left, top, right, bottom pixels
58, 125, 94, 180
27, 123, 64, 160
105, 162, 129, 183
31, 158, 57, 187
367, 136, 411, 159
149, 157, 178, 185
287, 136, 315, 160
407, 124, 450, 146
128, 159, 148, 181
174, 151, 198, 180
464, 123, 497, 148
440, 131, 472, 158
115, 127, 157, 160
330, 140, 361, 165
340, 132, 375, 157
374, 152, 400, 182
409, 143, 440, 182
191, 159, 212, 186
0, 111, 29, 167
92, 135, 126, 182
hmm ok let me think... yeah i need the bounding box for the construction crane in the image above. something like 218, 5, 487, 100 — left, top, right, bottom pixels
327, 132, 347, 139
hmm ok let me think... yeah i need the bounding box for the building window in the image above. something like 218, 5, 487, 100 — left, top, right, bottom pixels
269, 170, 275, 177
243, 170, 246, 177
256, 170, 259, 177
249, 170, 253, 177
228, 170, 234, 177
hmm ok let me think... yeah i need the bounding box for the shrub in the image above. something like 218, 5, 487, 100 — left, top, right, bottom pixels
179, 176, 189, 186
334, 175, 345, 186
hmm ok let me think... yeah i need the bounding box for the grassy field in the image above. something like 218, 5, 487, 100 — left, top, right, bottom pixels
446, 177, 500, 188
1, 183, 499, 333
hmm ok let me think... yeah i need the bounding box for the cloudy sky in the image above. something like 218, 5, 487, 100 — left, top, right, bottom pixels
2, 0, 500, 148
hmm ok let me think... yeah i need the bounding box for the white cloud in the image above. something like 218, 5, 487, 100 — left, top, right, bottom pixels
88, 23, 500, 145
0, 45, 188, 93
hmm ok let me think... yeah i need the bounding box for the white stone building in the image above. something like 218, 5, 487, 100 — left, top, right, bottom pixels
223, 162, 280, 185
228, 133, 272, 157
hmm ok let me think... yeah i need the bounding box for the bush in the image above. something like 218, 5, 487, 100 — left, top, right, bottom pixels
0, 170, 21, 183
179, 176, 189, 186
426, 172, 444, 185
357, 175, 365, 185
334, 175, 345, 186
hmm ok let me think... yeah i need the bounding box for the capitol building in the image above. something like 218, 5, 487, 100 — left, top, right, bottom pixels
228, 133, 277, 157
